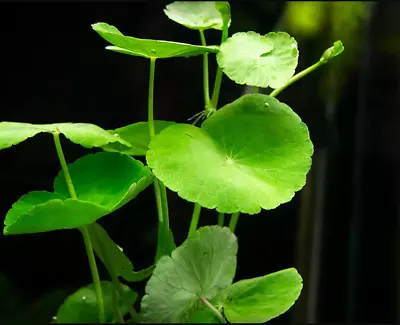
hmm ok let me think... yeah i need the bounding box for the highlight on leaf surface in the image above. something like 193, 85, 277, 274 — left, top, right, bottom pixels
319, 40, 344, 64
0, 122, 131, 150
217, 31, 299, 89
102, 120, 175, 156
140, 226, 237, 323
222, 268, 303, 323
89, 223, 155, 282
55, 281, 137, 323
92, 22, 219, 59
3, 152, 153, 235
164, 1, 231, 31
146, 94, 313, 214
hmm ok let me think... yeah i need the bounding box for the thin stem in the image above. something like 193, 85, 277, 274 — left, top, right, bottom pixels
111, 285, 124, 323
53, 132, 105, 323
218, 213, 225, 227
188, 203, 202, 237
199, 29, 212, 112
148, 57, 157, 137
81, 227, 106, 323
228, 212, 240, 233
200, 296, 227, 323
252, 86, 259, 93
210, 23, 229, 109
92, 224, 139, 322
147, 57, 171, 257
269, 61, 322, 98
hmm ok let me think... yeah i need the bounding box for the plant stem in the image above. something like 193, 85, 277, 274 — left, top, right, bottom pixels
200, 296, 227, 323
111, 285, 124, 323
210, 23, 229, 109
228, 212, 240, 233
252, 86, 259, 93
53, 131, 105, 324
148, 57, 157, 137
269, 61, 322, 98
218, 213, 225, 227
199, 30, 212, 113
188, 203, 202, 237
92, 224, 139, 322
147, 57, 171, 256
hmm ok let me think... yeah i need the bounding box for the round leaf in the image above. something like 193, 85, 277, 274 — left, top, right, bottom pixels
55, 281, 137, 323
0, 122, 131, 150
222, 268, 303, 323
102, 120, 175, 156
164, 2, 231, 31
146, 94, 313, 214
3, 191, 109, 235
92, 23, 219, 59
54, 152, 154, 211
217, 32, 299, 89
141, 226, 237, 323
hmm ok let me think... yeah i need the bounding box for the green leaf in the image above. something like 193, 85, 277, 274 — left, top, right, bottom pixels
102, 121, 175, 156
89, 223, 155, 282
319, 40, 344, 64
0, 122, 131, 150
141, 226, 237, 323
147, 94, 313, 214
4, 191, 109, 235
188, 308, 220, 323
55, 281, 137, 323
164, 1, 231, 31
54, 152, 154, 211
92, 23, 219, 59
215, 2, 231, 32
222, 268, 303, 323
217, 32, 299, 89
4, 153, 154, 235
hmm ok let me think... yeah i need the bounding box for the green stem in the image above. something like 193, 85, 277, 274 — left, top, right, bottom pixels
111, 285, 124, 323
188, 203, 202, 237
218, 213, 225, 227
53, 132, 105, 323
92, 224, 139, 322
200, 296, 227, 323
148, 57, 157, 137
228, 212, 240, 233
269, 61, 322, 98
210, 23, 229, 109
147, 57, 171, 256
252, 86, 259, 93
199, 29, 212, 113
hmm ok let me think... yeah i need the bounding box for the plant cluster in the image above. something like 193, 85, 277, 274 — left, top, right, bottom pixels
0, 2, 343, 323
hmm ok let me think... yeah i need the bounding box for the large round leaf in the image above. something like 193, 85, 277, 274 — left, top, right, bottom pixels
216, 32, 298, 89
140, 226, 237, 323
222, 268, 303, 323
3, 191, 109, 235
164, 2, 231, 31
0, 122, 131, 150
92, 23, 219, 59
54, 152, 154, 211
55, 281, 137, 323
146, 94, 313, 214
102, 120, 175, 156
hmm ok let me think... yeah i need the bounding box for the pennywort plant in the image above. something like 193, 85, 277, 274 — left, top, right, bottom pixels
0, 2, 344, 323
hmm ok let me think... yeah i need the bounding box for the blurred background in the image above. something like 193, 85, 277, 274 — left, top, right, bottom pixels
1, 1, 399, 323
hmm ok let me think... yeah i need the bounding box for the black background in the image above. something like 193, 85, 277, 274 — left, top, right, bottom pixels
1, 1, 400, 323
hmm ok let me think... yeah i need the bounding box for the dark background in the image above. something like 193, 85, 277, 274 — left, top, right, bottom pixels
1, 1, 399, 323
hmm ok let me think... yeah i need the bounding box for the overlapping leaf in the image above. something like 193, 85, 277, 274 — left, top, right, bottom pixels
217, 32, 299, 88
320, 40, 344, 64
55, 281, 137, 323
164, 2, 231, 31
4, 152, 153, 235
140, 226, 237, 323
222, 268, 303, 323
102, 121, 175, 156
146, 94, 313, 214
0, 122, 131, 150
92, 23, 219, 59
